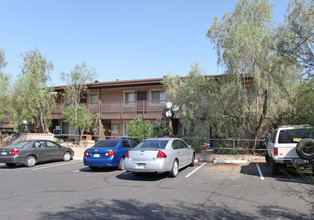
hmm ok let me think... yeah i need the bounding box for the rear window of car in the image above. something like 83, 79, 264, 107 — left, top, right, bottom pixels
136, 140, 168, 149
92, 140, 119, 148
278, 128, 314, 144
5, 141, 30, 149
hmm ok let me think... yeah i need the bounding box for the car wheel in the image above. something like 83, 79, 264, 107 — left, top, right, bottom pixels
25, 155, 37, 167
190, 154, 195, 167
118, 157, 125, 170
270, 157, 279, 175
296, 138, 314, 160
63, 152, 71, 161
6, 163, 16, 168
89, 166, 97, 170
168, 160, 179, 177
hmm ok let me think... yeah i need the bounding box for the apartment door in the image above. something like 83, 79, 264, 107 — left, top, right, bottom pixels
137, 91, 147, 114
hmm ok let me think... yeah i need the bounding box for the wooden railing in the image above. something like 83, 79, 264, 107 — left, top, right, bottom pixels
52, 100, 167, 120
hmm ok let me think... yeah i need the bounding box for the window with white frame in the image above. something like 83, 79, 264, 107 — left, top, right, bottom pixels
124, 91, 134, 105
151, 90, 166, 101
150, 90, 166, 105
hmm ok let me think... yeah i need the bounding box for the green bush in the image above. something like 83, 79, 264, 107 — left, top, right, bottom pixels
127, 119, 154, 143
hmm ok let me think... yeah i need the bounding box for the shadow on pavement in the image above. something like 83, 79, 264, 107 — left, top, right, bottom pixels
79, 166, 120, 173
116, 171, 169, 182
241, 162, 313, 185
39, 198, 312, 220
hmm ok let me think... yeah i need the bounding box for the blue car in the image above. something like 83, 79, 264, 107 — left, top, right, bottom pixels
83, 139, 137, 170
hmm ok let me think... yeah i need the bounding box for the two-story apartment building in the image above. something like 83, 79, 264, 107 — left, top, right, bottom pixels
51, 78, 176, 138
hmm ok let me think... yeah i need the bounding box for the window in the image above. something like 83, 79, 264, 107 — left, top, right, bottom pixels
278, 128, 313, 144
122, 141, 130, 148
129, 140, 137, 148
123, 121, 130, 136
34, 141, 46, 148
136, 140, 168, 149
124, 91, 134, 105
151, 90, 166, 101
47, 141, 60, 148
89, 94, 99, 104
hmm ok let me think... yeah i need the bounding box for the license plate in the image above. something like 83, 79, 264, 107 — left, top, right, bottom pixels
136, 163, 146, 168
93, 154, 100, 158
1, 152, 7, 156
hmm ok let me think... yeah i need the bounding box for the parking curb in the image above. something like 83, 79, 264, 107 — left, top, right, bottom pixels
213, 160, 248, 164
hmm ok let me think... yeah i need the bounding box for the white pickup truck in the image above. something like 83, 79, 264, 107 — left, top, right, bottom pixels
264, 125, 314, 175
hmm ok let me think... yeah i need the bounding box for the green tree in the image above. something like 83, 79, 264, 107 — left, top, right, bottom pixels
281, 79, 314, 125
61, 62, 96, 140
206, 0, 299, 139
10, 49, 56, 133
127, 119, 154, 143
0, 49, 10, 146
163, 63, 221, 138
62, 104, 94, 139
277, 0, 313, 78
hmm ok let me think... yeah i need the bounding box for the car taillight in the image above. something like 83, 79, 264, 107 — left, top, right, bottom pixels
125, 150, 129, 158
156, 150, 167, 158
84, 151, 90, 157
274, 147, 278, 156
9, 149, 20, 155
105, 152, 116, 157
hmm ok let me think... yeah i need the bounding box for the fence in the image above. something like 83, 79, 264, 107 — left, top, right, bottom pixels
53, 134, 266, 155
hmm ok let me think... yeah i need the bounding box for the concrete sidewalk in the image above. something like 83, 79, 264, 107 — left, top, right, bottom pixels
70, 147, 265, 164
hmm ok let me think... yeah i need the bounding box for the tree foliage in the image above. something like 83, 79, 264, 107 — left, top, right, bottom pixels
207, 0, 300, 139
127, 119, 154, 142
281, 79, 314, 125
0, 49, 10, 122
61, 62, 96, 139
164, 0, 300, 140
62, 104, 94, 137
0, 49, 10, 147
277, 0, 313, 78
10, 49, 56, 133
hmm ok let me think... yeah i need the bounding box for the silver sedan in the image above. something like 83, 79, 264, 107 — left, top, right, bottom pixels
125, 138, 195, 177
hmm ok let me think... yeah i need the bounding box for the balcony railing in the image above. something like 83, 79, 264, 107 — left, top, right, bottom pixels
52, 100, 167, 120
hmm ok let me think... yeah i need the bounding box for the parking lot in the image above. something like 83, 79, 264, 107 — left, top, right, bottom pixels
0, 160, 312, 220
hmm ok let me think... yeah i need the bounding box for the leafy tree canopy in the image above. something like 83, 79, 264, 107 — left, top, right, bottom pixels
10, 49, 56, 133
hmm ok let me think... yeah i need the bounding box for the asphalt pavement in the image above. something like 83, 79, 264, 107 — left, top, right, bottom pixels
0, 160, 312, 220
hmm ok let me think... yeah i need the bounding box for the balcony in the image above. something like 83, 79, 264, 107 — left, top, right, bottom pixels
52, 100, 167, 120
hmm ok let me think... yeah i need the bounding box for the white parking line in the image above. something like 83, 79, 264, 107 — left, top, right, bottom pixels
32, 161, 81, 171
185, 163, 206, 178
256, 164, 265, 180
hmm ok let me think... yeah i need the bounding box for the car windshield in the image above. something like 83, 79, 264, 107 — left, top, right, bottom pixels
91, 140, 119, 149
5, 141, 30, 149
136, 140, 168, 149
278, 128, 314, 144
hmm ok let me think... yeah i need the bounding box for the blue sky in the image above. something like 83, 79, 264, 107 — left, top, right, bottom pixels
1, 0, 290, 86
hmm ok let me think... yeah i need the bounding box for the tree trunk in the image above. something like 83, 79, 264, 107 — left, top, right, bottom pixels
40, 111, 45, 133
252, 90, 268, 141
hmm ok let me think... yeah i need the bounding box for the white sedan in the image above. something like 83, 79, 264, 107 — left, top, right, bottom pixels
125, 138, 195, 177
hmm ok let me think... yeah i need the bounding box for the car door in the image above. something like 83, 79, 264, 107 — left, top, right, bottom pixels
33, 140, 51, 162
172, 140, 185, 167
46, 141, 63, 160
121, 140, 131, 155
178, 140, 191, 166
